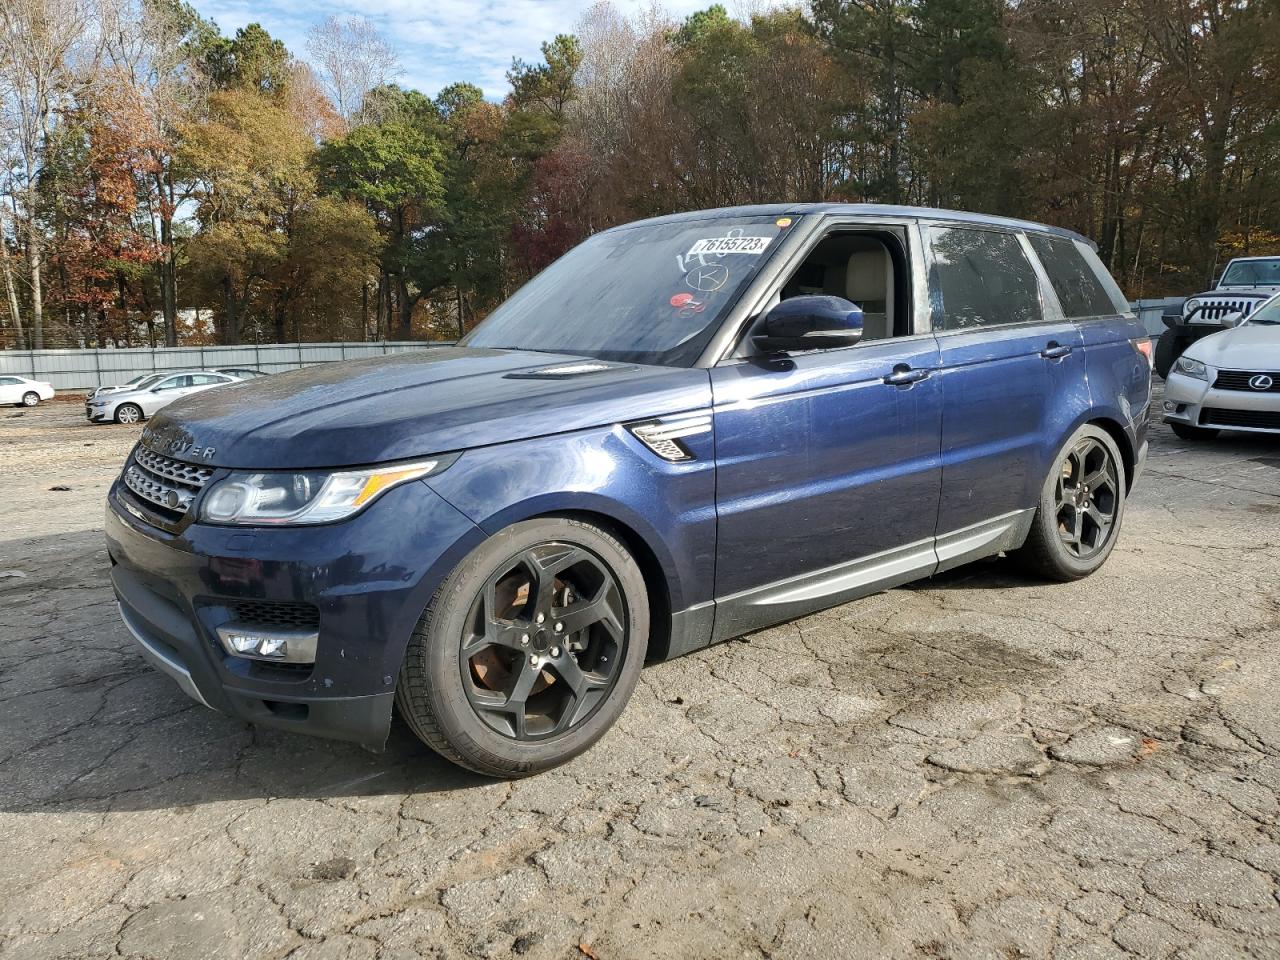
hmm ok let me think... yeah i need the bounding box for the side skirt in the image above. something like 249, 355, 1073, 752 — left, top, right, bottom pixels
671, 508, 1037, 650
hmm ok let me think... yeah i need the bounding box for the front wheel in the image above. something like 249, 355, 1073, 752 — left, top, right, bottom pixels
396, 516, 649, 777
1011, 425, 1126, 582
21, 391, 39, 407
114, 403, 142, 424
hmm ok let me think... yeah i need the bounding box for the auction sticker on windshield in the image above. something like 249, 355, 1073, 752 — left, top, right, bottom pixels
687, 235, 772, 256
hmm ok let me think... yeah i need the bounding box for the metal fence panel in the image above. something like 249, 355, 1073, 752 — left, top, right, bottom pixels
0, 301, 1180, 391
1130, 298, 1184, 337
0, 341, 451, 391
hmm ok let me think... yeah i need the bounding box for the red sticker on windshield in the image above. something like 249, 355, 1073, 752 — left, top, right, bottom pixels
670, 292, 695, 307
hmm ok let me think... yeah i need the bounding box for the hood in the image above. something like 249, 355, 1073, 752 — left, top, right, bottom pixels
1186, 323, 1280, 369
140, 346, 712, 469
1191, 287, 1275, 301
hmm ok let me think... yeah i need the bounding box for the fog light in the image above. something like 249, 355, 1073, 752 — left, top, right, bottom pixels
1163, 401, 1175, 411
216, 622, 318, 664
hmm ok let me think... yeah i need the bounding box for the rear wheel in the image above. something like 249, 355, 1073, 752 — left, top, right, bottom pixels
1012, 425, 1126, 582
1170, 422, 1219, 441
20, 391, 39, 407
396, 516, 649, 777
114, 403, 142, 424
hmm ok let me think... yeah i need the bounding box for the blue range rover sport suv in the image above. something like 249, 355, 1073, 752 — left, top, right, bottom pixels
106, 204, 1152, 777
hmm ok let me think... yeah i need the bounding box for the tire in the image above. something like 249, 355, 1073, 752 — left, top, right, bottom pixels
1170, 422, 1219, 441
21, 391, 39, 407
1011, 425, 1126, 582
396, 516, 650, 777
115, 403, 142, 424
1153, 328, 1185, 379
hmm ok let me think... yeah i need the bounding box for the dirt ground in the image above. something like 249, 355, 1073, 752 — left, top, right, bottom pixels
1, 393, 1278, 960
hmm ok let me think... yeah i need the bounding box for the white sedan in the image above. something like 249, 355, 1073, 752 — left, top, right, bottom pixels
1163, 294, 1280, 439
0, 375, 55, 407
86, 370, 240, 424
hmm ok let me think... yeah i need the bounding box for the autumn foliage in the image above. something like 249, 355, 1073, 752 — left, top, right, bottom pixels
1, 0, 1278, 349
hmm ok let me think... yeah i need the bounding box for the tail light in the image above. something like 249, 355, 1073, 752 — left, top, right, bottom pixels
1131, 337, 1154, 369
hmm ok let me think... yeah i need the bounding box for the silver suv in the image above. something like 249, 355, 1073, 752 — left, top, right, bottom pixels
86, 371, 240, 424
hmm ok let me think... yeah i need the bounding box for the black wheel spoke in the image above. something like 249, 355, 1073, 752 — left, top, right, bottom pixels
460, 581, 528, 656
549, 656, 609, 733
523, 545, 586, 610
553, 583, 614, 636
506, 658, 542, 710
1085, 502, 1113, 530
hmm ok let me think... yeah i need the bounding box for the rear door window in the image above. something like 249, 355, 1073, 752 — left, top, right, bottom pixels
928, 227, 1043, 330
1028, 234, 1117, 318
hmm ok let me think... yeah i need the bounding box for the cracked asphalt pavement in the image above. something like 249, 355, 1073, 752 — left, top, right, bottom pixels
1, 394, 1279, 959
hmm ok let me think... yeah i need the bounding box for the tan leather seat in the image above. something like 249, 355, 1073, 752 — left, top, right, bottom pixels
844, 247, 893, 341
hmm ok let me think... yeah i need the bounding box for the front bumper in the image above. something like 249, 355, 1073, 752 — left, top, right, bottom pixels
105, 478, 484, 749
1163, 370, 1280, 433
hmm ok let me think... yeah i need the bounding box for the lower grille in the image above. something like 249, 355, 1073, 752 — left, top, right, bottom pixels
1201, 407, 1280, 430
120, 446, 214, 522
1213, 370, 1280, 393
227, 600, 321, 632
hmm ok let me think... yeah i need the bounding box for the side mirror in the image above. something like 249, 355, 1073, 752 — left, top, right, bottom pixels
752, 295, 864, 354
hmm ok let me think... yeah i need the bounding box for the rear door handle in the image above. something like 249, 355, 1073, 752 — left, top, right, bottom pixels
1041, 342, 1073, 360
883, 364, 930, 386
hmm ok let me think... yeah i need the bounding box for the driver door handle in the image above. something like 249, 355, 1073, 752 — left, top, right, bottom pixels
883, 364, 930, 386
1041, 342, 1073, 360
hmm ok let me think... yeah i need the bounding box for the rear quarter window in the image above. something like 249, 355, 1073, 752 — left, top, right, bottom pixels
928, 226, 1043, 331
1028, 234, 1117, 318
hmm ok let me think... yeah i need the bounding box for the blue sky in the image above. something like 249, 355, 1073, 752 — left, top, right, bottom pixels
195, 0, 728, 99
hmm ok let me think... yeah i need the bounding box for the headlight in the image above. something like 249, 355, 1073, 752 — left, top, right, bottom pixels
1173, 356, 1208, 380
1184, 298, 1201, 316
199, 455, 457, 525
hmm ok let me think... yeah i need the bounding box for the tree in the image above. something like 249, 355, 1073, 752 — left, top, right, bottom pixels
179, 88, 313, 343
306, 16, 400, 124
317, 108, 446, 339
0, 0, 95, 347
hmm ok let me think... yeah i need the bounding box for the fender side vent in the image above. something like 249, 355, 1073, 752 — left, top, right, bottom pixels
627, 415, 712, 462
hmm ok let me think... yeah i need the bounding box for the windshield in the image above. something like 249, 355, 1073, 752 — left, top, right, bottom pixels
1221, 259, 1280, 286
1247, 297, 1280, 325
134, 375, 163, 390
463, 215, 794, 366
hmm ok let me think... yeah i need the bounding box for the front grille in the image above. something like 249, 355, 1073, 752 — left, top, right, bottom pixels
227, 599, 320, 632
1201, 408, 1280, 430
1195, 299, 1257, 322
1213, 370, 1280, 393
120, 446, 215, 521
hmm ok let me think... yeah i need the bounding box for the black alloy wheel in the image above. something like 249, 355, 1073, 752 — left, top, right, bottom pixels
459, 542, 627, 741
1053, 436, 1119, 560
1012, 424, 1126, 582
396, 516, 649, 777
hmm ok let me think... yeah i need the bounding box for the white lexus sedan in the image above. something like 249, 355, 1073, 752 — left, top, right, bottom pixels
0, 375, 55, 407
1163, 293, 1280, 439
